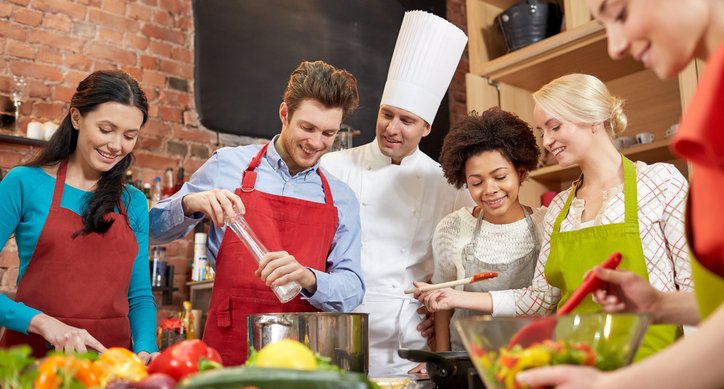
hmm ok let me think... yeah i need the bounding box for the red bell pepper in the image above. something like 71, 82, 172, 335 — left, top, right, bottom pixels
147, 340, 223, 381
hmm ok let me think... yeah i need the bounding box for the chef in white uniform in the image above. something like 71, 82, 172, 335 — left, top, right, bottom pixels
321, 10, 470, 376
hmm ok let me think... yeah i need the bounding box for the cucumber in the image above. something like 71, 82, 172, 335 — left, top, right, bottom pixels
178, 367, 380, 389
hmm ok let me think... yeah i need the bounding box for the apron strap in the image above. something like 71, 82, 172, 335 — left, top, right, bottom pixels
316, 169, 334, 206
51, 160, 69, 208
621, 156, 640, 233
241, 143, 269, 192
553, 177, 581, 233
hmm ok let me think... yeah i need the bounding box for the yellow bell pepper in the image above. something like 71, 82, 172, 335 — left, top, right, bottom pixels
94, 348, 148, 387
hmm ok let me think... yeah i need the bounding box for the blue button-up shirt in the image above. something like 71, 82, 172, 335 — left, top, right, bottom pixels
149, 136, 364, 312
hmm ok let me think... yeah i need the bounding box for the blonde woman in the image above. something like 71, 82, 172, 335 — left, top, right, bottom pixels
419, 73, 691, 360
518, 1, 724, 388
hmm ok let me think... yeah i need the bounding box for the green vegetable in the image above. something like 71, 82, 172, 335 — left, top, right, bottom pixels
0, 345, 38, 389
179, 367, 379, 389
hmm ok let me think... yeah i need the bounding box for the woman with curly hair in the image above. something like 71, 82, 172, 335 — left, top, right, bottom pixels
415, 107, 545, 351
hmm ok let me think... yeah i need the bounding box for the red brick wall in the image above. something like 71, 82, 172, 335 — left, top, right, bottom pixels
0, 0, 471, 317
447, 0, 469, 126
0, 0, 211, 312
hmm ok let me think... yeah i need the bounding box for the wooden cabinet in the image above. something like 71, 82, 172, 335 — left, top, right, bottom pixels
464, 0, 698, 206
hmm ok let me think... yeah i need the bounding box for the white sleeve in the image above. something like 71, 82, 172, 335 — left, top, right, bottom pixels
432, 213, 465, 285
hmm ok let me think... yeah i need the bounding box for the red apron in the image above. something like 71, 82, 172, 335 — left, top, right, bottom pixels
0, 160, 137, 357
202, 143, 337, 366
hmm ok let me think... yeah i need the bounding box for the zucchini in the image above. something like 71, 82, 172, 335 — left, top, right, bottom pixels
178, 367, 380, 389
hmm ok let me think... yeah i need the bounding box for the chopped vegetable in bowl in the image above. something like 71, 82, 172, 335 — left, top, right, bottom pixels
455, 313, 651, 389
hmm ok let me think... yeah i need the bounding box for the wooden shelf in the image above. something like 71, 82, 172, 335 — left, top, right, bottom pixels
477, 20, 644, 91
467, 0, 693, 206
530, 140, 677, 182
0, 134, 48, 147
186, 279, 214, 288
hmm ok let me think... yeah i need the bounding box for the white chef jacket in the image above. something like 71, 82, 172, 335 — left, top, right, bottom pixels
321, 140, 472, 376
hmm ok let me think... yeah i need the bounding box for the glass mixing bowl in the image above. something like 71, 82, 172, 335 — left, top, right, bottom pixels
454, 313, 651, 389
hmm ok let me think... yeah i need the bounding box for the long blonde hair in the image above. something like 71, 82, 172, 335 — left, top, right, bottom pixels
533, 73, 627, 138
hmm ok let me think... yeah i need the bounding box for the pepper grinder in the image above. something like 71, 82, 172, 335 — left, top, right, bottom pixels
225, 209, 302, 303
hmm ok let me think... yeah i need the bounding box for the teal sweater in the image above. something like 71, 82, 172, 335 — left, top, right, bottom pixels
0, 166, 157, 353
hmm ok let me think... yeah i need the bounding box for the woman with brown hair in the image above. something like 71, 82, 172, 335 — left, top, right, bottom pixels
0, 70, 158, 362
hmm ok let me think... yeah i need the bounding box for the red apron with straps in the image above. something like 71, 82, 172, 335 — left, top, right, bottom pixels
201, 143, 338, 366
0, 160, 137, 357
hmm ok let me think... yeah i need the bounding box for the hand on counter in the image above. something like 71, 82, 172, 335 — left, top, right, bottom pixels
181, 189, 245, 227
408, 362, 429, 380
137, 351, 160, 365
256, 251, 317, 294
28, 313, 107, 353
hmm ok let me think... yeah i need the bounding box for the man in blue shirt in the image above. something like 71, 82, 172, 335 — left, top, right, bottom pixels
149, 61, 364, 365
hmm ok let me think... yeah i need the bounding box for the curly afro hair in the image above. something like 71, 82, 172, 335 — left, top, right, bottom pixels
439, 107, 541, 189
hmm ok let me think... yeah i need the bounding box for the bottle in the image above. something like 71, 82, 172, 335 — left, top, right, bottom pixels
182, 301, 195, 339
143, 182, 152, 209
151, 177, 162, 208
197, 256, 208, 280
175, 166, 185, 193
225, 209, 301, 303
162, 167, 175, 199
125, 169, 133, 185
150, 246, 168, 287
192, 233, 207, 281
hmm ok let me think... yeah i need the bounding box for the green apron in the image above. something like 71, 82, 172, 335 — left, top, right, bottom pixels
686, 195, 724, 319
691, 258, 724, 319
544, 156, 679, 360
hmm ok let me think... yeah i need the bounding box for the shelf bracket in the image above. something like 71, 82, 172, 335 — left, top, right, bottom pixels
487, 79, 502, 108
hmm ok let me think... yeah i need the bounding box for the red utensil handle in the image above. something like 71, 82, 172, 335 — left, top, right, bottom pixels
558, 252, 623, 315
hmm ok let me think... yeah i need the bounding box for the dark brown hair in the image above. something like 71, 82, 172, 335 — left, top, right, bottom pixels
28, 70, 148, 235
283, 60, 360, 121
439, 107, 540, 189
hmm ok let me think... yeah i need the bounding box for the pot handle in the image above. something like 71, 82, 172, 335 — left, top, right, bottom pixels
397, 348, 456, 376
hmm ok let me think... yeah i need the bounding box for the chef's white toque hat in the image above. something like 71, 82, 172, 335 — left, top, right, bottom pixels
380, 10, 468, 125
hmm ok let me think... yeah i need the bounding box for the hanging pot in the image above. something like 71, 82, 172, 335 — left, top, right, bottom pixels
495, 0, 563, 52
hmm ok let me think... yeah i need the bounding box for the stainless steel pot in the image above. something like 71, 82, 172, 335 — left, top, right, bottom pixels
247, 312, 369, 374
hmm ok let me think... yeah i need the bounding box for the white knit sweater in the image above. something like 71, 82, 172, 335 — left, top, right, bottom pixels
431, 206, 546, 288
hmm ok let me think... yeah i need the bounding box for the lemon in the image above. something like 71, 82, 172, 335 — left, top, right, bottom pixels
255, 339, 318, 370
